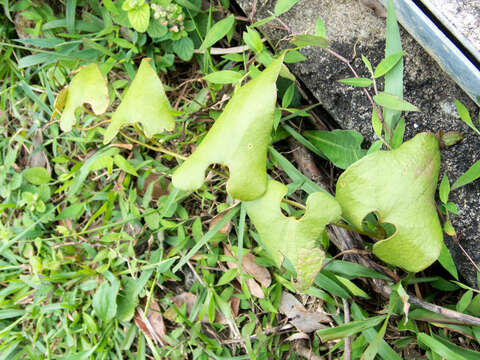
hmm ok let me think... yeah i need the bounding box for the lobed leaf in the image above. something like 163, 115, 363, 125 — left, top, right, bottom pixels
59, 64, 109, 132
103, 58, 175, 144
172, 56, 284, 201
245, 179, 341, 291
336, 133, 443, 272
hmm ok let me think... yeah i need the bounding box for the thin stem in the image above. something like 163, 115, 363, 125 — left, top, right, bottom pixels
119, 130, 187, 160
76, 119, 111, 131
281, 198, 306, 210
343, 298, 352, 360
333, 222, 379, 238
325, 48, 393, 139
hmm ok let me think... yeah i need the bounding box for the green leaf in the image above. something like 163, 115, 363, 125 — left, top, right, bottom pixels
116, 277, 138, 321
452, 158, 480, 189
172, 56, 284, 201
172, 37, 194, 61
351, 303, 402, 360
245, 179, 341, 291
336, 133, 443, 272
304, 129, 367, 169
204, 70, 243, 84
17, 53, 58, 69
284, 50, 307, 64
92, 279, 119, 322
315, 16, 326, 38
216, 268, 238, 286
243, 27, 263, 53
418, 333, 480, 360
374, 92, 419, 112
282, 83, 295, 108
60, 64, 109, 132
438, 242, 459, 280
290, 34, 328, 48
113, 154, 138, 176
127, 3, 150, 32
371, 109, 383, 140
315, 271, 351, 298
457, 290, 473, 313
455, 99, 480, 135
66, 0, 77, 33
274, 0, 299, 16
323, 260, 390, 281
383, 0, 404, 142
200, 14, 235, 50
439, 174, 450, 204
145, 211, 160, 230
361, 55, 374, 76
338, 78, 373, 87
316, 316, 386, 341
374, 51, 403, 79
269, 147, 326, 195
104, 58, 175, 143
147, 20, 168, 38
23, 167, 51, 185
391, 116, 405, 148
362, 315, 389, 360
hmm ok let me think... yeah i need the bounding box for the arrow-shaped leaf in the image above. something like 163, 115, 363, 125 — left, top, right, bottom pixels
172, 56, 284, 201
104, 58, 175, 144
60, 64, 109, 132
245, 179, 341, 291
335, 133, 443, 272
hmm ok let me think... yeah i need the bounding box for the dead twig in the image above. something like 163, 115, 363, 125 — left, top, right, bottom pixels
342, 299, 352, 360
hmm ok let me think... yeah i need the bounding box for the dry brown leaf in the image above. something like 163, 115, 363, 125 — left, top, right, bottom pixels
28, 129, 50, 172
245, 277, 265, 298
230, 296, 240, 318
241, 253, 271, 288
137, 173, 170, 200
279, 292, 331, 333
171, 292, 226, 324
134, 300, 167, 346
224, 245, 271, 298
209, 213, 233, 236
285, 332, 310, 342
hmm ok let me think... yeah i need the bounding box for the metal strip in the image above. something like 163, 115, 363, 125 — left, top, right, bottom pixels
379, 0, 480, 106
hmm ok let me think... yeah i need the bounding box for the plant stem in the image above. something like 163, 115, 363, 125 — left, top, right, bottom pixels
120, 130, 187, 160
333, 222, 379, 238
281, 198, 306, 210
325, 48, 393, 139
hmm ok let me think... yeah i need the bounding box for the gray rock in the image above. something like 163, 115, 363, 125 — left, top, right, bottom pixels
236, 0, 480, 285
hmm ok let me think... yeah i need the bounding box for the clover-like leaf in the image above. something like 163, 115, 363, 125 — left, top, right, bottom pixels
336, 133, 443, 272
59, 64, 109, 132
245, 179, 342, 291
172, 56, 284, 201
103, 58, 175, 144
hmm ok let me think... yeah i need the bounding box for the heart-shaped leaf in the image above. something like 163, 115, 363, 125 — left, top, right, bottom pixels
172, 56, 284, 201
335, 133, 443, 272
245, 179, 342, 291
60, 64, 109, 132
103, 58, 175, 144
